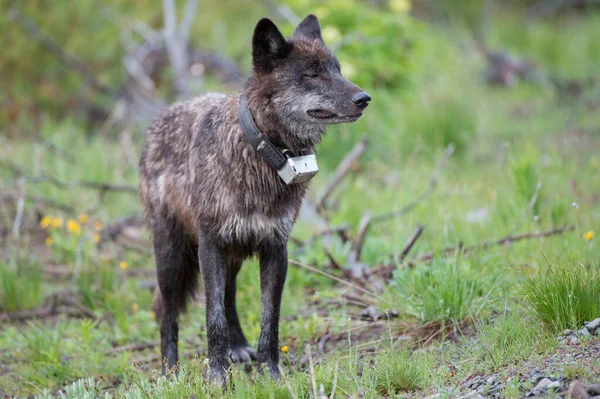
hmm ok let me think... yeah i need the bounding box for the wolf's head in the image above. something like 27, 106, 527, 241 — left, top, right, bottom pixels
246, 15, 370, 145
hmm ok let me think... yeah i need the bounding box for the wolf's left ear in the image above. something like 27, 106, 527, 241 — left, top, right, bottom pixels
252, 18, 291, 74
292, 14, 323, 42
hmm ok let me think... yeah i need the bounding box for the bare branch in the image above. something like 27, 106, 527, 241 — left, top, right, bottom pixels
371, 143, 455, 225
289, 260, 389, 303
0, 193, 75, 213
16, 175, 137, 195
398, 224, 425, 262
317, 137, 369, 213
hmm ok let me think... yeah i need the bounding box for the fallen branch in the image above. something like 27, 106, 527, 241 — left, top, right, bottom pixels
0, 193, 75, 213
371, 143, 455, 225
106, 342, 158, 356
317, 137, 369, 213
346, 210, 371, 279
16, 175, 137, 195
373, 225, 576, 281
100, 213, 145, 243
289, 259, 388, 304
0, 291, 101, 323
398, 224, 425, 262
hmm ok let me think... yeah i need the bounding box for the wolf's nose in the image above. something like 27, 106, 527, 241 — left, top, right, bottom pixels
352, 92, 371, 109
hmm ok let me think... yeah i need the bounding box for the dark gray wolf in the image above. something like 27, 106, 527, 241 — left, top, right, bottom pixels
139, 14, 370, 383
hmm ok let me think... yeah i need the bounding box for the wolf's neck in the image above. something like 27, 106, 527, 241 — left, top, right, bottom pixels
242, 83, 325, 155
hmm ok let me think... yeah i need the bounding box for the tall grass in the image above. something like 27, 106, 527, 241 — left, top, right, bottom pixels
520, 259, 600, 332
392, 256, 503, 324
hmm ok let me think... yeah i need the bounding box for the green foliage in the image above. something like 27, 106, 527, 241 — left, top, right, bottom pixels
392, 256, 503, 323
364, 347, 434, 395
510, 151, 543, 215
0, 257, 43, 311
287, 0, 419, 89
474, 310, 554, 370
402, 95, 477, 156
520, 260, 600, 332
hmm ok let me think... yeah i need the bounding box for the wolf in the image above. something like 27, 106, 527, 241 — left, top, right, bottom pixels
139, 14, 370, 383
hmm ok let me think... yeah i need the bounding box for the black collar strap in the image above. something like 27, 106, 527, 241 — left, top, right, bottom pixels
239, 95, 289, 171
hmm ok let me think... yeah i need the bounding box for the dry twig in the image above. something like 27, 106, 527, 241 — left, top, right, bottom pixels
317, 137, 369, 213
371, 143, 454, 225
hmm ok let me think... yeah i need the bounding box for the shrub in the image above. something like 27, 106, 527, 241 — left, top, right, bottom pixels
520, 259, 600, 332
392, 256, 502, 323
365, 348, 434, 395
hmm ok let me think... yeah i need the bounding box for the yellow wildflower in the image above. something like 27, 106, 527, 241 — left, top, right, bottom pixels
94, 221, 103, 231
119, 261, 128, 270
79, 214, 89, 223
67, 219, 81, 235
51, 217, 63, 228
585, 231, 594, 241
281, 345, 288, 354
45, 236, 53, 247
40, 216, 52, 229
390, 0, 412, 13
132, 303, 140, 313
149, 311, 156, 320
92, 233, 101, 244
590, 157, 599, 170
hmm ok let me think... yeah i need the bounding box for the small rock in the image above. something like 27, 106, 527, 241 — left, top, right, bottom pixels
588, 384, 600, 395
568, 381, 589, 399
578, 327, 591, 338
585, 318, 600, 332
456, 392, 485, 399
564, 329, 574, 335
535, 377, 560, 391
570, 335, 581, 345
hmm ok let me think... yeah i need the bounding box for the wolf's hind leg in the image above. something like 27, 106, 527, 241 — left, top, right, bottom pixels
225, 258, 256, 367
151, 212, 199, 375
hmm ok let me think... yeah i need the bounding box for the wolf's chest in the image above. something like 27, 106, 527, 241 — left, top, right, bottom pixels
217, 210, 295, 243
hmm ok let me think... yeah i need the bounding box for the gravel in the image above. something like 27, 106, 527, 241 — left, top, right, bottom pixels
448, 318, 600, 398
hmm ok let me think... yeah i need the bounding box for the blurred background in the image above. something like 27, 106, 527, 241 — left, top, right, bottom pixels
1, 0, 599, 397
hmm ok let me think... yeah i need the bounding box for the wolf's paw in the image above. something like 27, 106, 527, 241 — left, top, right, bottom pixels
230, 345, 257, 367
206, 364, 228, 386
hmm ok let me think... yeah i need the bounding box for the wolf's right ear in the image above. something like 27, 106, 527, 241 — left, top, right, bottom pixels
252, 18, 291, 74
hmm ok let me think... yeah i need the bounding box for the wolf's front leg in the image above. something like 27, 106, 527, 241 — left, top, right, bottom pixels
257, 240, 288, 379
198, 231, 230, 384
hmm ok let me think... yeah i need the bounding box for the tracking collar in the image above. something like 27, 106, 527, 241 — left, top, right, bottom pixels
238, 95, 318, 185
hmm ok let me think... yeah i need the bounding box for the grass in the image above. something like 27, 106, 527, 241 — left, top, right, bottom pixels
520, 259, 600, 332
1, 3, 600, 398
391, 255, 503, 324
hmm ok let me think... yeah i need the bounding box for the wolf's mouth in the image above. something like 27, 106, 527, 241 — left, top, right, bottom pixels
307, 109, 338, 119
307, 109, 363, 121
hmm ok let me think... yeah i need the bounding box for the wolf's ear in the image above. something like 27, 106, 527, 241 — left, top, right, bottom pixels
252, 18, 290, 74
292, 14, 322, 42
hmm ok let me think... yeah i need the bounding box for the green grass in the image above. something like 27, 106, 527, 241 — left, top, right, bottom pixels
391, 255, 504, 324
1, 2, 600, 398
520, 259, 600, 332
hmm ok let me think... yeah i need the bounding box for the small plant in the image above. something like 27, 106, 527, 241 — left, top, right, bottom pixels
0, 258, 43, 312
365, 347, 434, 395
510, 153, 543, 215
392, 256, 502, 323
475, 310, 553, 370
520, 259, 600, 332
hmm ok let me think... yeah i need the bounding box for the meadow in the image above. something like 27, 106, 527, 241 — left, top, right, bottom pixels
0, 1, 599, 398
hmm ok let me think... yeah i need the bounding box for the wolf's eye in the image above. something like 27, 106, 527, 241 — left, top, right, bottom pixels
304, 73, 319, 78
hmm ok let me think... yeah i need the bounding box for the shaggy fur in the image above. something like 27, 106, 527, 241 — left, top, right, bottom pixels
139, 14, 370, 383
